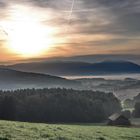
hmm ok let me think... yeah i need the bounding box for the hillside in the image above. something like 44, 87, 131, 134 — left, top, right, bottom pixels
0, 68, 80, 90
76, 78, 140, 100
6, 61, 140, 76
0, 120, 140, 140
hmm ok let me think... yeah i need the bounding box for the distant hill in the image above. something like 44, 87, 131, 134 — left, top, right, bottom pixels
10, 54, 140, 65
5, 60, 140, 76
64, 54, 140, 65
0, 68, 80, 90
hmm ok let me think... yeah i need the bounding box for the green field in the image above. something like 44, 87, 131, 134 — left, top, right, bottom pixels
0, 120, 140, 140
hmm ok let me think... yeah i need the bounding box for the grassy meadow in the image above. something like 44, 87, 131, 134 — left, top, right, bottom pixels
0, 120, 140, 140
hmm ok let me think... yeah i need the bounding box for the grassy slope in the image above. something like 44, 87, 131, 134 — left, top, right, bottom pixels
0, 120, 140, 140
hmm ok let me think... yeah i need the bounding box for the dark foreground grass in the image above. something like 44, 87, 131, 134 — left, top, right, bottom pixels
0, 120, 139, 140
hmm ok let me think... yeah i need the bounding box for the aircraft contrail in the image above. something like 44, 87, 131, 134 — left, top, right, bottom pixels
68, 0, 76, 24
65, 0, 76, 33
0, 25, 8, 36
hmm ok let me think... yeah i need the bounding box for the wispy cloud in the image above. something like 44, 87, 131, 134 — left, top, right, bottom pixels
0, 0, 140, 61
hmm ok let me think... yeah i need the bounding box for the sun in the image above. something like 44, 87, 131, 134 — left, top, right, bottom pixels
8, 21, 53, 57
1, 5, 55, 57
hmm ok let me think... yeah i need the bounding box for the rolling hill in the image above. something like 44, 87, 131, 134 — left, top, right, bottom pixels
0, 68, 80, 90
5, 60, 140, 76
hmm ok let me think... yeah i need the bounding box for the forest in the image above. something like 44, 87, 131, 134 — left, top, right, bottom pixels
0, 88, 121, 123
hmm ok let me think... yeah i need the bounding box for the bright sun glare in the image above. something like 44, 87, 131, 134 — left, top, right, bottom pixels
1, 5, 55, 57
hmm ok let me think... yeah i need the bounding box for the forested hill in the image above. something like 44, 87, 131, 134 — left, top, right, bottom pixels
0, 68, 80, 90
0, 88, 121, 123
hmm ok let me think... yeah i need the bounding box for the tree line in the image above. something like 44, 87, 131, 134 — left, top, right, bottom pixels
0, 88, 121, 123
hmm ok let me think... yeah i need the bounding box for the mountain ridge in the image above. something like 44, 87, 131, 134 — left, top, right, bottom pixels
3, 60, 140, 76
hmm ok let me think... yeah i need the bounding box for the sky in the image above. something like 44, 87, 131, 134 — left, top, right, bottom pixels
0, 0, 140, 63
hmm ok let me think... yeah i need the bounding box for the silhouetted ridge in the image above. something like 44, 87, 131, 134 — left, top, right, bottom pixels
5, 60, 140, 76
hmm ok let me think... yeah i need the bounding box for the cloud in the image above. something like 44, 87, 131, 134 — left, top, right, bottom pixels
17, 0, 140, 54
0, 0, 7, 7
80, 0, 140, 36
0, 0, 140, 61
10, 0, 72, 10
